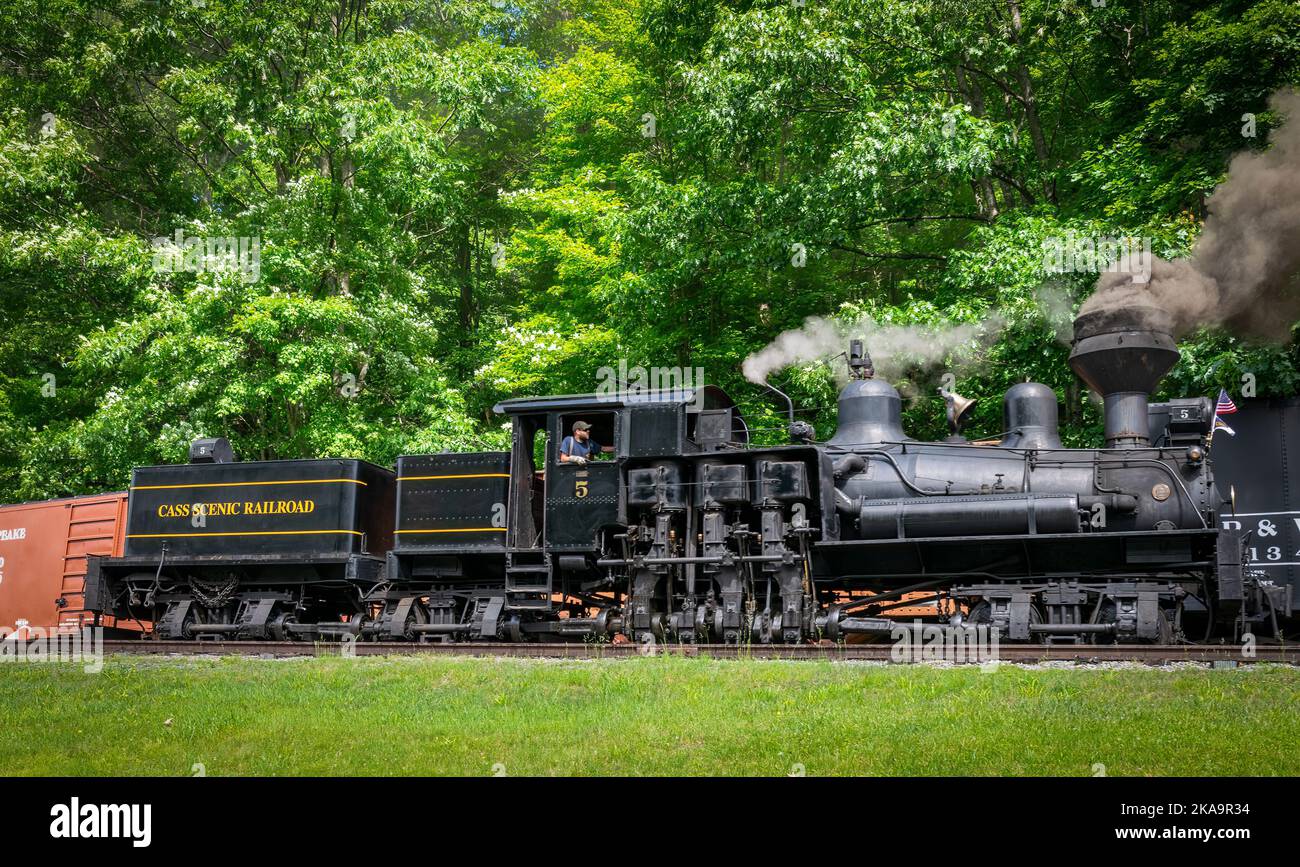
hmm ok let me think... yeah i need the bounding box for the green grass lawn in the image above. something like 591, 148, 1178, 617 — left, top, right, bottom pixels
2, 655, 1297, 776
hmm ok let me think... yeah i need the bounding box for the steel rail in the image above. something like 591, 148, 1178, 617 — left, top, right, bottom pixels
98, 640, 1300, 664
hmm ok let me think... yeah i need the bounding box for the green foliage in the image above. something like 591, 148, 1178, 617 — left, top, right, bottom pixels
2, 0, 1299, 498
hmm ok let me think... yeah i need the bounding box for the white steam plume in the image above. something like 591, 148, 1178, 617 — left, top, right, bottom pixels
742, 314, 1005, 385
1033, 281, 1077, 345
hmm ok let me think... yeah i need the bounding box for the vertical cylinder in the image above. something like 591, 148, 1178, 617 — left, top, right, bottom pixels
1103, 392, 1151, 448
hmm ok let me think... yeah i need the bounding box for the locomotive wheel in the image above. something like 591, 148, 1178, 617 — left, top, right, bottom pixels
966, 601, 1045, 643
1024, 606, 1045, 644
350, 608, 369, 638
1091, 603, 1176, 644
179, 608, 197, 641
403, 601, 430, 641
1092, 601, 1118, 645
268, 612, 298, 642
1156, 609, 1175, 644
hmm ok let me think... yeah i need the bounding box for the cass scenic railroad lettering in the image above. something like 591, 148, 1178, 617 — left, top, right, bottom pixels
155, 499, 317, 519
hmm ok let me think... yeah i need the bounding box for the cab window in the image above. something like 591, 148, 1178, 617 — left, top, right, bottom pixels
557, 412, 616, 464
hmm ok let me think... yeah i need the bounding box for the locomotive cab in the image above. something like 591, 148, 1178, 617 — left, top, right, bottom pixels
494, 385, 748, 553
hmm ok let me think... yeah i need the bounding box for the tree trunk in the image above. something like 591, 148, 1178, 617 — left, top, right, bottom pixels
1005, 0, 1055, 204
456, 223, 476, 341
955, 63, 1000, 218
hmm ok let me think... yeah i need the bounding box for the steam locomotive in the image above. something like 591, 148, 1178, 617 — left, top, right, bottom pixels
84, 306, 1293, 644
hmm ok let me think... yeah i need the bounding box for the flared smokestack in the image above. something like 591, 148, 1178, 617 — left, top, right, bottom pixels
1068, 306, 1179, 448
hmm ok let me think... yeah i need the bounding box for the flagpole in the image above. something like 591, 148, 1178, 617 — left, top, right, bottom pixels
1208, 387, 1237, 452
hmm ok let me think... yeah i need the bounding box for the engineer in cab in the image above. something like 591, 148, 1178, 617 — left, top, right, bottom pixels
559, 420, 614, 465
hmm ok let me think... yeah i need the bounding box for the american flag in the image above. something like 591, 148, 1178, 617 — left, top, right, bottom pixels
1213, 388, 1236, 437
1215, 389, 1238, 416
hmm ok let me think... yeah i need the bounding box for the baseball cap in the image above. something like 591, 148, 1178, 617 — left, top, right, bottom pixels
572, 420, 592, 433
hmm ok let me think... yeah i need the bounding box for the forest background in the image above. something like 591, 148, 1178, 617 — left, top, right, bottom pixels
2, 0, 1298, 499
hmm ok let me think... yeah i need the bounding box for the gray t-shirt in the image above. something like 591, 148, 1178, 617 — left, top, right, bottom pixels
560, 435, 600, 459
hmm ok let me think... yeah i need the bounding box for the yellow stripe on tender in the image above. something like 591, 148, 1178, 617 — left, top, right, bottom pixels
395, 528, 508, 534
127, 530, 362, 538
397, 474, 510, 481
131, 479, 367, 490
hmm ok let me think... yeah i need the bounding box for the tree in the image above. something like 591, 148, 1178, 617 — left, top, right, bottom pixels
1, 0, 1298, 499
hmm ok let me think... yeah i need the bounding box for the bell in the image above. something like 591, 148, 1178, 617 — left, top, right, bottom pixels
939, 386, 977, 436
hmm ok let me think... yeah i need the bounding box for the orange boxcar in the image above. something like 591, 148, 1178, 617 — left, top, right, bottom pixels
0, 493, 130, 634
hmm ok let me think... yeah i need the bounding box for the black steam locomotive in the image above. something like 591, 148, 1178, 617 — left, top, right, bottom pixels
85, 306, 1294, 644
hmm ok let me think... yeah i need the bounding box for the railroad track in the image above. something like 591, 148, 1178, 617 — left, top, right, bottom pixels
100, 640, 1300, 664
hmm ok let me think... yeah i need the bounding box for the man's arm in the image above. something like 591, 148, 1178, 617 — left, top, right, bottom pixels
558, 436, 585, 464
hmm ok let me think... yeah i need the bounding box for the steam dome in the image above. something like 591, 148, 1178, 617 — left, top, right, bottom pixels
828, 379, 909, 446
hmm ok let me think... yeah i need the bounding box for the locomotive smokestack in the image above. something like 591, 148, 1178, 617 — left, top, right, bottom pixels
1068, 305, 1179, 449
